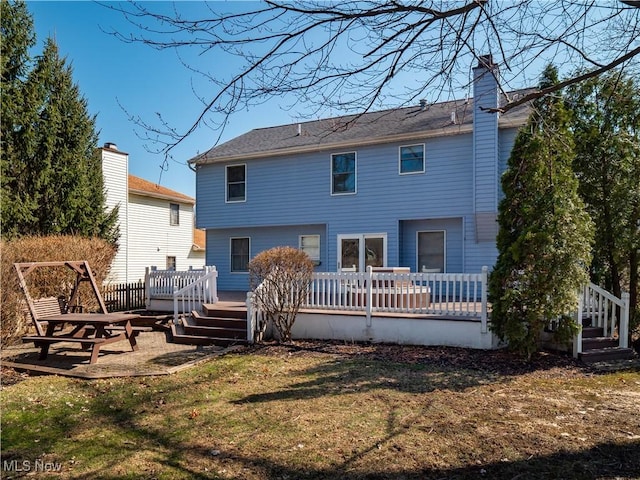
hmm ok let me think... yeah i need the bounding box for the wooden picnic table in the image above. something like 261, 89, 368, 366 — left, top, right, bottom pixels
23, 313, 139, 364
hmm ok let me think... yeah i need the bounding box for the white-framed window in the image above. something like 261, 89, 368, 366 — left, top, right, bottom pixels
166, 256, 177, 270
230, 237, 250, 272
169, 203, 180, 225
299, 235, 320, 263
417, 230, 445, 273
331, 152, 356, 195
399, 144, 425, 174
226, 164, 246, 202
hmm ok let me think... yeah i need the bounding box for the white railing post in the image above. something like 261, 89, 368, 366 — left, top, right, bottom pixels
144, 267, 151, 310
365, 266, 373, 327
480, 266, 488, 333
246, 291, 255, 343
620, 292, 630, 349
574, 291, 583, 358
173, 294, 180, 324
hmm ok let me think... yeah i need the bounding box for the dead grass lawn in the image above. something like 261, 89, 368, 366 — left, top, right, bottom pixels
2, 342, 639, 479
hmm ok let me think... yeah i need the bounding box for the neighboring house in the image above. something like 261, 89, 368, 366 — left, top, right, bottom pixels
190, 56, 530, 291
101, 144, 206, 283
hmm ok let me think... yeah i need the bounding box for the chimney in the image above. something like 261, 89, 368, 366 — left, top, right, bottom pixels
472, 54, 500, 244
104, 142, 118, 151
420, 99, 427, 111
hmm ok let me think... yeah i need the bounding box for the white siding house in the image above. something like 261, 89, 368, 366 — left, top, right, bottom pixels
101, 144, 205, 283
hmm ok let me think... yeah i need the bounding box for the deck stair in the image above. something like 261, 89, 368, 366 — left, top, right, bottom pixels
579, 320, 635, 364
170, 304, 249, 346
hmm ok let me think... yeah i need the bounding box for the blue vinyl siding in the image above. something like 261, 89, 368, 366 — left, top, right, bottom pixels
196, 125, 521, 287
400, 218, 463, 273
196, 134, 474, 230
206, 224, 326, 291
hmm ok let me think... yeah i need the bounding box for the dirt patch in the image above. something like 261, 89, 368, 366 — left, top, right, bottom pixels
248, 341, 593, 375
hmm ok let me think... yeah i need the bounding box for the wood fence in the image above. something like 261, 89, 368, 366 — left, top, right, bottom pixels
102, 281, 146, 312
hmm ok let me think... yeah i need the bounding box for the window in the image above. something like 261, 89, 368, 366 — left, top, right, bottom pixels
169, 203, 180, 225
166, 256, 177, 270
331, 152, 356, 194
230, 237, 250, 272
399, 144, 425, 174
299, 235, 320, 263
226, 165, 246, 202
417, 231, 445, 273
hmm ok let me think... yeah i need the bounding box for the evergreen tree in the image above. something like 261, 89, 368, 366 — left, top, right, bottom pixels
489, 65, 594, 359
1, 0, 37, 238
0, 1, 118, 243
566, 71, 640, 330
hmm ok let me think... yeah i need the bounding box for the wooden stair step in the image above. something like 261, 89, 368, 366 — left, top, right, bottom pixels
579, 347, 635, 363
202, 305, 247, 319
183, 316, 246, 339
582, 337, 619, 350
581, 326, 605, 338
191, 311, 247, 329
170, 324, 248, 346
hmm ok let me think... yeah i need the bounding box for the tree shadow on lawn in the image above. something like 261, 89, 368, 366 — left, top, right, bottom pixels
190, 439, 640, 480
233, 342, 586, 403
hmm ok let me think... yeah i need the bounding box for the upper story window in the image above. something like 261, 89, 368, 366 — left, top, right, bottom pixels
299, 234, 320, 263
226, 164, 246, 202
169, 203, 180, 225
399, 144, 425, 174
331, 152, 356, 195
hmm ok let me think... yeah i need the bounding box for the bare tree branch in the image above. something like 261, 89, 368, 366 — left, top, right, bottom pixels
99, 0, 640, 156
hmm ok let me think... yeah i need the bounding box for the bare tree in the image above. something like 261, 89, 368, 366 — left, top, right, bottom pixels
104, 1, 640, 155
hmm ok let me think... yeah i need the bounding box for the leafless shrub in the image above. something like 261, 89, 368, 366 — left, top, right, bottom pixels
249, 246, 314, 343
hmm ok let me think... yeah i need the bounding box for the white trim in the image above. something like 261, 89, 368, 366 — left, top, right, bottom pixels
330, 151, 357, 196
398, 143, 425, 175
225, 164, 247, 203
337, 233, 387, 271
229, 236, 250, 273
416, 230, 447, 273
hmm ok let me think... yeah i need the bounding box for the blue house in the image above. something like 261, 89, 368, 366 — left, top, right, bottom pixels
190, 57, 530, 291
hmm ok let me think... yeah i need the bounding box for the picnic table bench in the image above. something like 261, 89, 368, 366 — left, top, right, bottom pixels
22, 312, 140, 364
14, 261, 143, 364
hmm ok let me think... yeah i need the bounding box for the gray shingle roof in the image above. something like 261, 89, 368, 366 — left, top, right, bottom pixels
191, 89, 532, 165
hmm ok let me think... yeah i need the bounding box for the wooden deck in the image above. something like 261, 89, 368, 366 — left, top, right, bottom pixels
215, 291, 486, 322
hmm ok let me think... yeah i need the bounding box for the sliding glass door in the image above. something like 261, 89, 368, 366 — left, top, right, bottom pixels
337, 234, 386, 272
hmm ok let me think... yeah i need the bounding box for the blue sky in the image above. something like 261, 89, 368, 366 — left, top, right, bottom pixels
24, 1, 615, 198
27, 1, 296, 197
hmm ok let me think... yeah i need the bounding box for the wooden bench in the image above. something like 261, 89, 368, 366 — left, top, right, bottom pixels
22, 334, 107, 361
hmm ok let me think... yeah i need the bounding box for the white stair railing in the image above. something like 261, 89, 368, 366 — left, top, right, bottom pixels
575, 282, 630, 356
172, 266, 218, 324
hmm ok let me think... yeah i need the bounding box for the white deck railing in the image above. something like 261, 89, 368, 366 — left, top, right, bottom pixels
172, 266, 218, 324
303, 266, 489, 332
146, 267, 209, 299
574, 282, 630, 356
